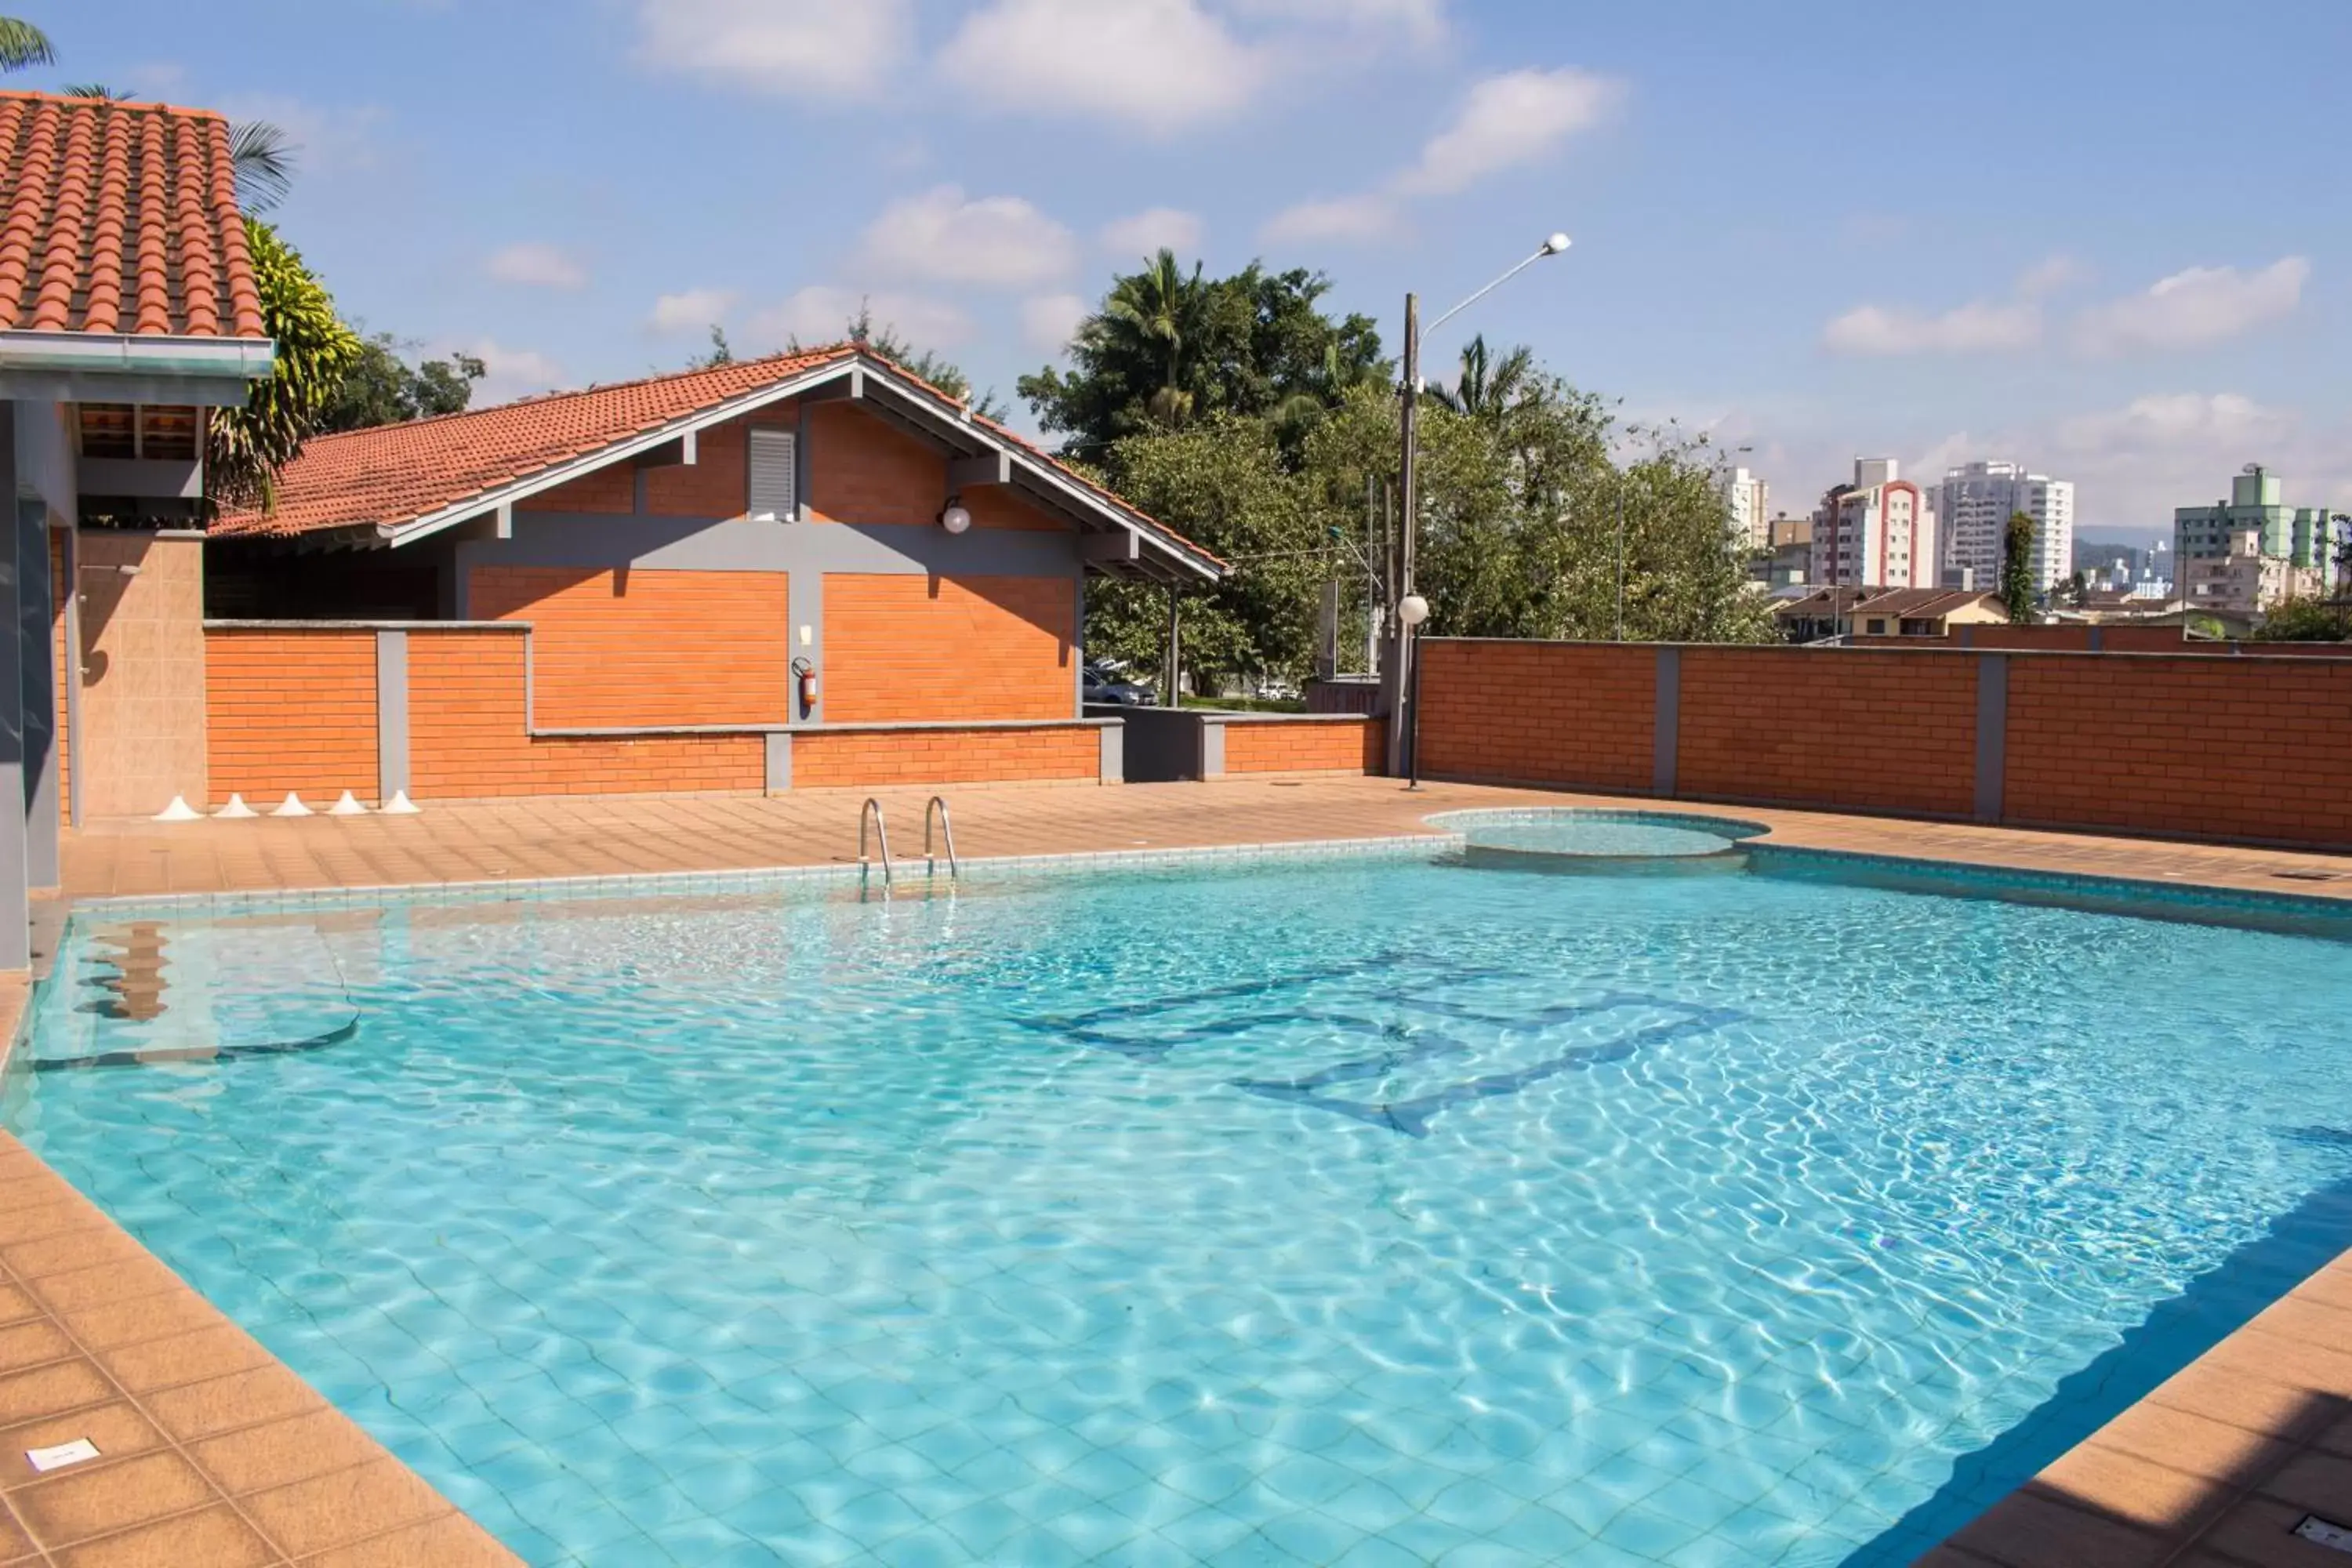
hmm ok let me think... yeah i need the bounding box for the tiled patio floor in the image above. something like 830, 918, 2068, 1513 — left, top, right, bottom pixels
17, 777, 2352, 1565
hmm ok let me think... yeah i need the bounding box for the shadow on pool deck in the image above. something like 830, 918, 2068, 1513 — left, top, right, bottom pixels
1847, 1156, 2352, 1566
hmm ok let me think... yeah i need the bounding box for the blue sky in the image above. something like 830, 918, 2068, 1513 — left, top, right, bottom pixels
31, 0, 2351, 543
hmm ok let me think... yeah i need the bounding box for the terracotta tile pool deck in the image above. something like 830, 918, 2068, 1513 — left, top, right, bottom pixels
9, 775, 2352, 1565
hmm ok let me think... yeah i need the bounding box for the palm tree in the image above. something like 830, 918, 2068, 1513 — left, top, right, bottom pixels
61, 83, 125, 99
1102, 249, 1213, 428
0, 16, 51, 72
1428, 335, 1536, 421
227, 120, 296, 212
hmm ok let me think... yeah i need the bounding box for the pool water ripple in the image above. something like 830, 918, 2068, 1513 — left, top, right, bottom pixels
9, 858, 2352, 1565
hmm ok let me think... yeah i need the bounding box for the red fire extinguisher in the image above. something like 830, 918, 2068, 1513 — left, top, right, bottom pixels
793, 657, 818, 717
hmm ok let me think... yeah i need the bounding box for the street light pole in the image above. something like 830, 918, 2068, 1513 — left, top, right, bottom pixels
1386, 233, 1571, 781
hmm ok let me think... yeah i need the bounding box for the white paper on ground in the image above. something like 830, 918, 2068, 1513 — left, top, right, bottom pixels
26, 1438, 100, 1472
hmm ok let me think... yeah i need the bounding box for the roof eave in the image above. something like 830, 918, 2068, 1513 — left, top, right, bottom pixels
368, 354, 1225, 583
0, 331, 274, 408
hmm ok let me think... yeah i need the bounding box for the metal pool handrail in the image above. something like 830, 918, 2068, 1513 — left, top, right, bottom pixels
925, 796, 959, 880
859, 798, 893, 888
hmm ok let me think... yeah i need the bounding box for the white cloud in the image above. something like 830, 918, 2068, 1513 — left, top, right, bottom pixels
1822, 300, 2041, 357
2016, 254, 2091, 299
937, 0, 1269, 135
1101, 207, 1205, 260
442, 339, 564, 406
1392, 68, 1624, 196
637, 0, 911, 99
2071, 257, 2310, 355
1226, 0, 1447, 43
485, 243, 587, 289
746, 286, 971, 351
122, 61, 187, 97
2056, 392, 2295, 454
1022, 293, 1091, 356
648, 289, 739, 333
1261, 194, 1400, 246
860, 186, 1076, 289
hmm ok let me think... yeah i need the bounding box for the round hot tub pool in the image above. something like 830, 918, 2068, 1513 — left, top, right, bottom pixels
1429, 808, 1769, 873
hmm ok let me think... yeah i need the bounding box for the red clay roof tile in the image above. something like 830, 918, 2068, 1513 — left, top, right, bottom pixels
0, 90, 264, 339
210, 347, 1223, 572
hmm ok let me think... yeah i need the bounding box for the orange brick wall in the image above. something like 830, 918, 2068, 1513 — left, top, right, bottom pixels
467, 566, 791, 728
1677, 648, 1979, 818
1221, 719, 1385, 774
964, 485, 1065, 532
823, 574, 1075, 723
808, 402, 942, 527
2005, 656, 2352, 846
642, 419, 748, 517
793, 726, 1101, 789
517, 462, 633, 514
1415, 640, 1654, 789
205, 630, 378, 803
407, 631, 763, 798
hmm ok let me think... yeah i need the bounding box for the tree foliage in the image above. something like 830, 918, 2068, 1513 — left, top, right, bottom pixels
1038, 292, 1773, 692
1019, 252, 1384, 459
206, 220, 362, 510
2252, 597, 2350, 642
789, 301, 1003, 418
0, 16, 51, 71
2002, 510, 2037, 622
318, 332, 484, 433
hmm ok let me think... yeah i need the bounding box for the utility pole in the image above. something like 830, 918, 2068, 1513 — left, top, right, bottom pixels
1614, 475, 1626, 642
1386, 292, 1419, 779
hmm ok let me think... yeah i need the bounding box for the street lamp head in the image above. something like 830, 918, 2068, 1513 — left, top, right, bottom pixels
1541, 233, 1572, 256
1396, 593, 1431, 628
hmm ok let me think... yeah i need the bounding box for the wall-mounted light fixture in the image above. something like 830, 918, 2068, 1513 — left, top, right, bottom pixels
940, 499, 972, 535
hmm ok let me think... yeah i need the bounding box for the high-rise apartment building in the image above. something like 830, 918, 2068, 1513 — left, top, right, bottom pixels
2175, 466, 2335, 571
1724, 466, 1769, 550
1811, 459, 1937, 589
1936, 461, 2075, 595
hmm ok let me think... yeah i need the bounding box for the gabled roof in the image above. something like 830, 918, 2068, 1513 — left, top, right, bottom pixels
0, 90, 264, 339
211, 347, 1223, 583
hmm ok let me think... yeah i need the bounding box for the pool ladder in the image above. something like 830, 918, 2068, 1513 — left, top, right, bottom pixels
858, 798, 894, 890
858, 797, 958, 892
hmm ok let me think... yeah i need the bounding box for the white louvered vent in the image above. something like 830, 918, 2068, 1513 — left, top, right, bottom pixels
748, 430, 797, 521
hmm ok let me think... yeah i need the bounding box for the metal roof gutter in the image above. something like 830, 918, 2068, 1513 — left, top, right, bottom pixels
0, 331, 276, 379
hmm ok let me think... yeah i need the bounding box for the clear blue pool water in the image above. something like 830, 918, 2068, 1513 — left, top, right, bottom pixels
9, 851, 2352, 1566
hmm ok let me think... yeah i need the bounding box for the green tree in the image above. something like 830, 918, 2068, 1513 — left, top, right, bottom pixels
0, 16, 52, 71
318, 332, 485, 432
1426, 336, 1536, 422
1019, 253, 1383, 464
2001, 510, 2036, 621
1093, 416, 1325, 691
789, 301, 1002, 419
206, 221, 362, 510
693, 324, 734, 368
2252, 597, 2350, 642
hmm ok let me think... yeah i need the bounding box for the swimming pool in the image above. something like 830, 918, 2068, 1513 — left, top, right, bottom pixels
10, 845, 2352, 1566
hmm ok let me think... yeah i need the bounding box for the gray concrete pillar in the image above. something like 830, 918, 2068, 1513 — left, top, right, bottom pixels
1974, 653, 2008, 825
0, 405, 28, 968
376, 630, 408, 804
20, 504, 56, 887
1653, 646, 1681, 797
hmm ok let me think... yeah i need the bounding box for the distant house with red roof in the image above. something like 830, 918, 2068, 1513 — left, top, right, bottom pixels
0, 89, 278, 967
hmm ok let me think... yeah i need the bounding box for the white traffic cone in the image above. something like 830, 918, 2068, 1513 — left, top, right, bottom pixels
379, 790, 421, 815
327, 790, 368, 816
270, 793, 314, 818
153, 795, 201, 822
214, 793, 258, 818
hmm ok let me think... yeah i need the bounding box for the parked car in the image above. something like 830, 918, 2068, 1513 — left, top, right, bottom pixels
1083, 662, 1156, 706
